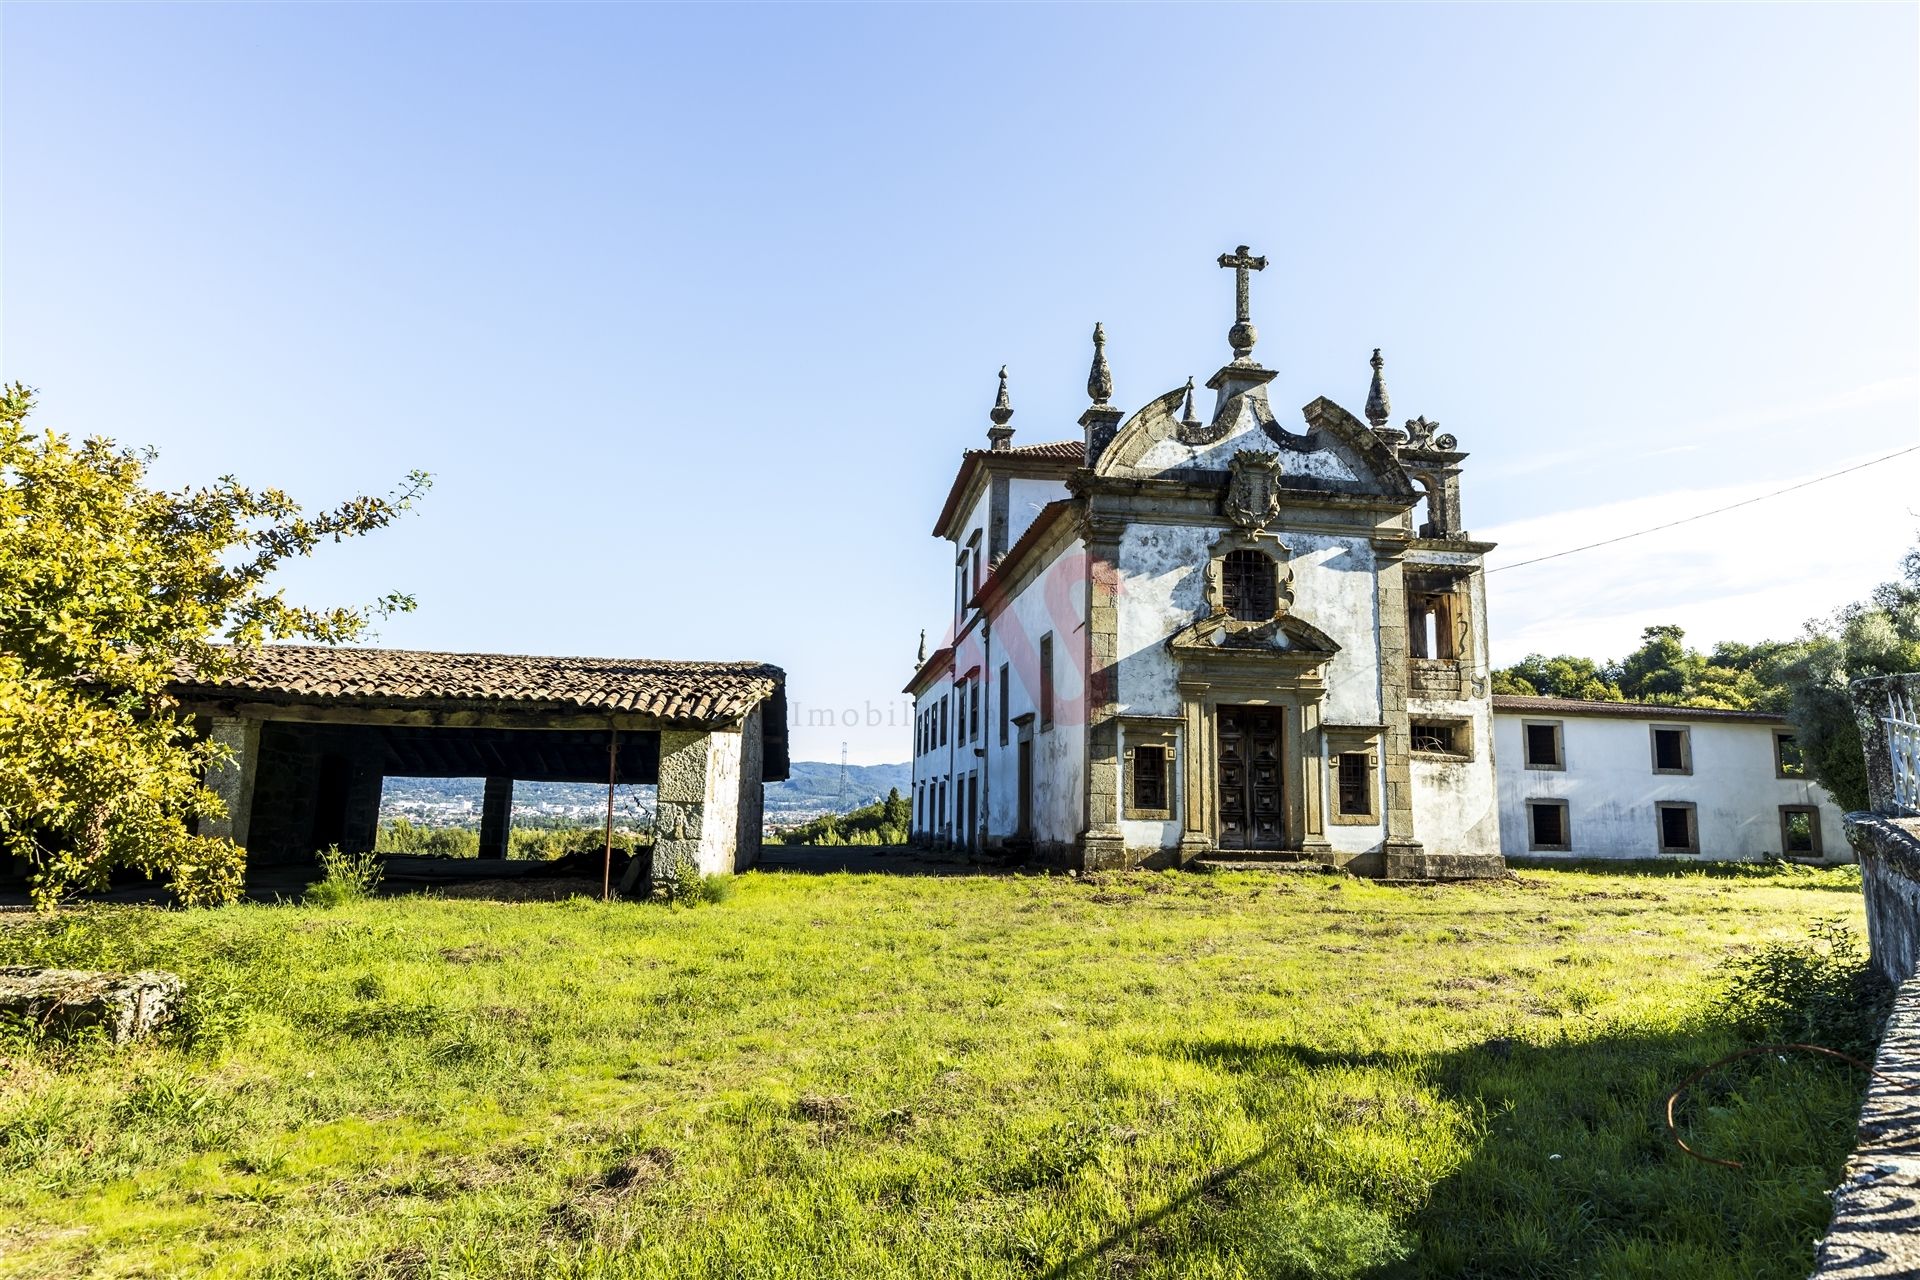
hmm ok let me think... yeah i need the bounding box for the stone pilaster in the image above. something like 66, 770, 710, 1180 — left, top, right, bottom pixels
202, 716, 261, 848
478, 776, 513, 859
1375, 554, 1422, 858
1081, 511, 1126, 870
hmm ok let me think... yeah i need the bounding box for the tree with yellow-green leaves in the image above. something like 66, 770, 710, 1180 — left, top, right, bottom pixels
0, 384, 427, 907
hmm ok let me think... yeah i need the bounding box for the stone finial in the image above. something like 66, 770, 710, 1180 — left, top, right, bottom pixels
1365, 348, 1391, 429
917, 629, 927, 665
1087, 323, 1113, 405
1367, 347, 1397, 433
1217, 244, 1268, 361
1179, 376, 1201, 432
987, 365, 1015, 450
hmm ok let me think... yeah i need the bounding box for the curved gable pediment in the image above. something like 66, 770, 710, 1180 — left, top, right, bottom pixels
1092, 386, 1188, 478
1299, 398, 1416, 499
1093, 381, 1416, 502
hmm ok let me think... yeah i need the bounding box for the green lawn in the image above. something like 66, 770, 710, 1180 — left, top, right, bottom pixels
0, 863, 1875, 1279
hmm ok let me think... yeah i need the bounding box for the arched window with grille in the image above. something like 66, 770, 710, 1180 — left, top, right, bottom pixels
1221, 549, 1276, 621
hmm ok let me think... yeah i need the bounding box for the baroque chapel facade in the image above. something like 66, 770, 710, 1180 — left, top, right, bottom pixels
906, 249, 1504, 879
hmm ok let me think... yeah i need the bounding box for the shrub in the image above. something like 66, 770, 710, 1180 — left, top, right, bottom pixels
304, 846, 383, 908
1712, 918, 1892, 1059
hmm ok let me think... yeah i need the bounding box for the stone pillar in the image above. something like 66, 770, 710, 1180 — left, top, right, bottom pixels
653, 729, 713, 880
479, 776, 513, 860
202, 716, 262, 848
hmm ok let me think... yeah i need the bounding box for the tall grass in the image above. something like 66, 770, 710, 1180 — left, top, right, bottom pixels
0, 864, 1878, 1278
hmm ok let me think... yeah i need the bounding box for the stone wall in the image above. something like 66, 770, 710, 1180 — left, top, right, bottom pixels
1811, 974, 1920, 1279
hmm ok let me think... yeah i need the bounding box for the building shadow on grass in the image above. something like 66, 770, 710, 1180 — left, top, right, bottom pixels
753, 844, 1018, 877
1037, 1025, 1865, 1279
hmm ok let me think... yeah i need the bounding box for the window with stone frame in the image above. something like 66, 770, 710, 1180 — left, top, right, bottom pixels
1523, 721, 1564, 770
1406, 573, 1466, 661
970, 677, 981, 740
1775, 732, 1805, 779
1411, 718, 1473, 758
1656, 802, 1698, 854
998, 664, 1010, 746
1222, 549, 1278, 622
1780, 805, 1822, 858
1650, 725, 1691, 775
1326, 728, 1382, 825
1528, 799, 1570, 851
1123, 724, 1175, 820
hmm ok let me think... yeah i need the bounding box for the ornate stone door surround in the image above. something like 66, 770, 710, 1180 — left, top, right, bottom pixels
1169, 622, 1338, 861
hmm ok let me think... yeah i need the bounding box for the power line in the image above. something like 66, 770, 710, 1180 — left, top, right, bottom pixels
1486, 444, 1920, 575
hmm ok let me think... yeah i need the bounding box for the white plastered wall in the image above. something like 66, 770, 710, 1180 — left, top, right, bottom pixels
1493, 713, 1851, 862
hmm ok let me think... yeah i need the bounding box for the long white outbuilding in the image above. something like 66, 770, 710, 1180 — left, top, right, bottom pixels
1491, 695, 1849, 864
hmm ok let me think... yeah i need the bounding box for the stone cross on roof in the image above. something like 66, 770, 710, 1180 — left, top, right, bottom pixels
1217, 244, 1267, 361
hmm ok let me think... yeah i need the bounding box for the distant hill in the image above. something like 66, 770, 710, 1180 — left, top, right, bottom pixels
379, 761, 911, 826
770, 761, 912, 810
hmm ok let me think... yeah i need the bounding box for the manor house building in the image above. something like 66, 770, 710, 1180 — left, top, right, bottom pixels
906, 249, 1503, 879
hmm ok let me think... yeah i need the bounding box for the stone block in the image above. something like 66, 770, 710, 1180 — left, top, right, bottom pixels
0, 966, 183, 1043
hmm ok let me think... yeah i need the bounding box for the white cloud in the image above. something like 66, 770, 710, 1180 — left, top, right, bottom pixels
1481, 449, 1920, 665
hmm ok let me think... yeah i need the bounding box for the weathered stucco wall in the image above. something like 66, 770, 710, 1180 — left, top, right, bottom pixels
1110, 525, 1382, 726
1494, 713, 1848, 861
1409, 751, 1500, 857
981, 538, 1087, 854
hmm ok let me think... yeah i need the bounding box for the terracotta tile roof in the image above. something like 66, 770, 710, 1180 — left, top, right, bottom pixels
903, 644, 954, 696
932, 440, 1085, 539
997, 440, 1085, 462
1491, 695, 1786, 725
173, 645, 784, 726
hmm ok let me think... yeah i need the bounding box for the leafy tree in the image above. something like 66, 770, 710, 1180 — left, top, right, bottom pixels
1495, 627, 1788, 711
0, 384, 427, 906
1766, 541, 1920, 811
1491, 653, 1623, 702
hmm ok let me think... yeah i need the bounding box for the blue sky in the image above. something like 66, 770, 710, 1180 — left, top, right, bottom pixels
4, 4, 1915, 763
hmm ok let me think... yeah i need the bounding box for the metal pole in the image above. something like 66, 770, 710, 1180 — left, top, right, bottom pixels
603, 725, 618, 900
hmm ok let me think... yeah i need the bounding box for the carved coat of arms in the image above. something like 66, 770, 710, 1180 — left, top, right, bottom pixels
1224, 450, 1282, 531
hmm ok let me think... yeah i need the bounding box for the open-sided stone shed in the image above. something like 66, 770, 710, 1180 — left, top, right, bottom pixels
170, 646, 788, 876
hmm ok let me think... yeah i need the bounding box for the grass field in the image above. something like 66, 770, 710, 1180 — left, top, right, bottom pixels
0, 862, 1878, 1279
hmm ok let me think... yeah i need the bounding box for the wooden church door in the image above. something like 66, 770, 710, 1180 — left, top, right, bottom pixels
1217, 706, 1286, 851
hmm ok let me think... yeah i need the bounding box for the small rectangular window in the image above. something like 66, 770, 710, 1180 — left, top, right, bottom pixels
1524, 722, 1564, 770
970, 679, 980, 740
1656, 802, 1698, 854
1411, 722, 1456, 754
1781, 806, 1821, 858
1132, 745, 1167, 812
1039, 634, 1055, 731
1336, 753, 1373, 817
999, 665, 1010, 746
1528, 800, 1570, 851
1651, 726, 1691, 775
1775, 733, 1805, 779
